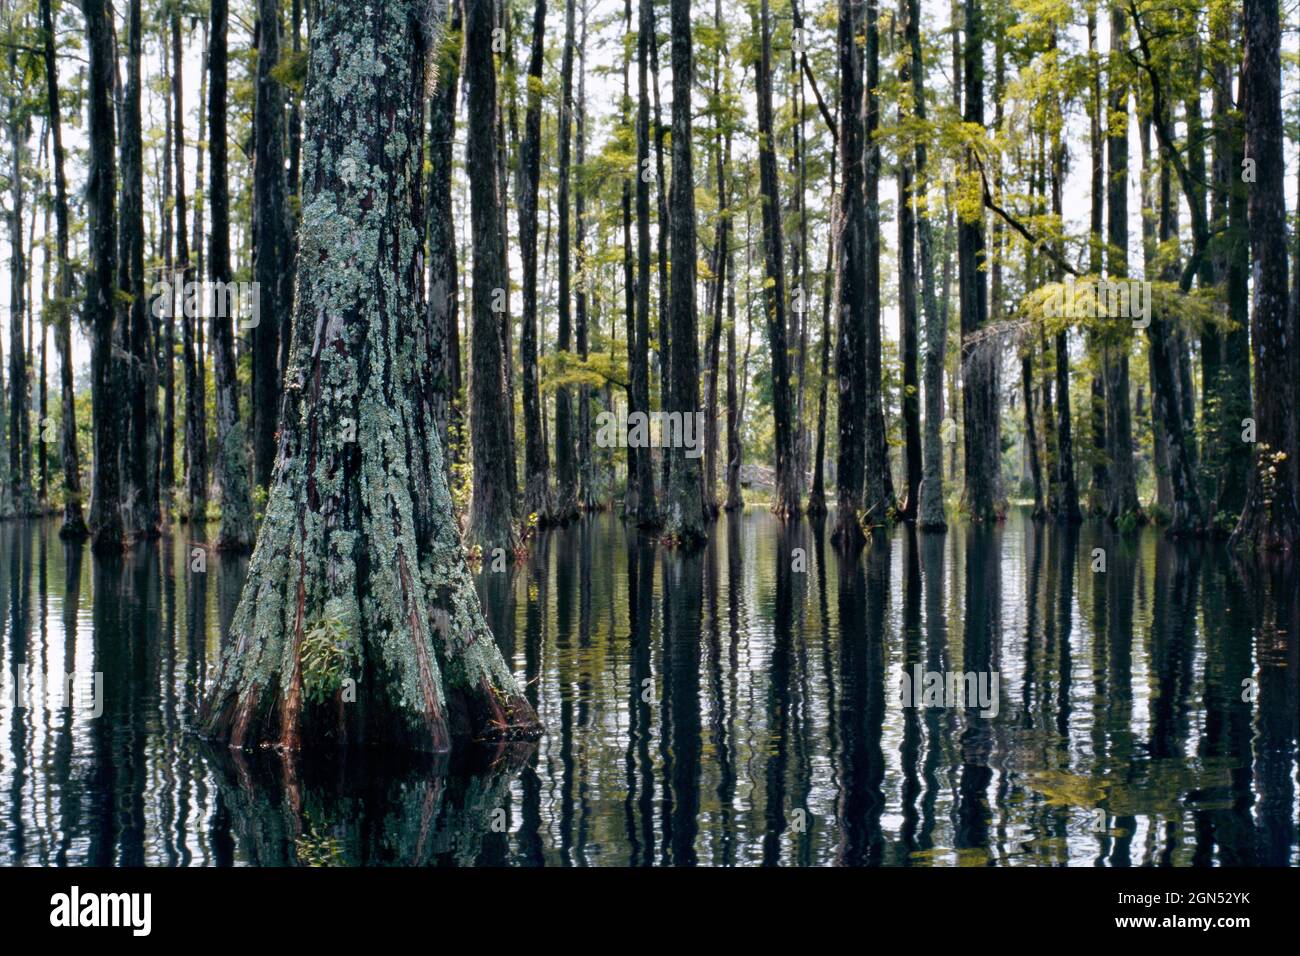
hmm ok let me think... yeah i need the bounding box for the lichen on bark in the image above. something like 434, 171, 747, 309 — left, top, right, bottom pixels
200, 0, 540, 753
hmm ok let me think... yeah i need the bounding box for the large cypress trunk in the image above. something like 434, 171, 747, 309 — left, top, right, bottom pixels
208, 0, 254, 552
518, 0, 551, 522
663, 0, 705, 545
40, 0, 87, 538
252, 0, 291, 490
958, 0, 998, 522
84, 0, 126, 553
1232, 0, 1299, 553
201, 0, 541, 752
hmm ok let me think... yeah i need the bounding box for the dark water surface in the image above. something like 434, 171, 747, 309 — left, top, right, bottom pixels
0, 510, 1296, 866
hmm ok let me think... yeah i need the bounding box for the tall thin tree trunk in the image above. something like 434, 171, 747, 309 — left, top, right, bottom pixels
897, 0, 921, 520
428, 0, 460, 477
553, 0, 579, 522
208, 0, 253, 552
1103, 3, 1140, 526
959, 0, 997, 521
650, 18, 671, 498
1048, 33, 1079, 523
85, 0, 125, 551
861, 0, 893, 526
703, 0, 728, 521
915, 0, 946, 530
832, 0, 867, 548
575, 2, 595, 513
620, 0, 638, 518
185, 16, 210, 525
159, 15, 176, 505
120, 0, 160, 539
1086, 5, 1107, 516
754, 0, 800, 518
806, 145, 834, 517
465, 0, 520, 555
251, 0, 290, 490
663, 0, 704, 545
1232, 0, 1299, 552
630, 0, 660, 527
518, 0, 550, 521
6, 20, 30, 518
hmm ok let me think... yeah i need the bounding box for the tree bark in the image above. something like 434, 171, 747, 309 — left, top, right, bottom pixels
209, 0, 254, 552
702, 0, 728, 520
958, 0, 998, 521
552, 0, 579, 522
1147, 126, 1203, 537
427, 0, 460, 478
663, 0, 704, 545
121, 0, 161, 539
1103, 3, 1140, 526
173, 11, 207, 527
1086, 6, 1108, 516
518, 0, 550, 522
754, 0, 800, 519
832, 0, 867, 547
628, 0, 660, 527
575, 2, 595, 513
897, 0, 921, 521
200, 0, 540, 752
1209, 20, 1251, 527
159, 13, 176, 505
859, 0, 894, 529
252, 0, 291, 491
1047, 43, 1080, 523
84, 0, 125, 551
1231, 0, 1299, 553
915, 0, 946, 531
6, 21, 31, 518
465, 0, 520, 555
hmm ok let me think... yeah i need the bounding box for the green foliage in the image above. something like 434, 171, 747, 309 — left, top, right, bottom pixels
294, 818, 345, 867
270, 48, 309, 94
300, 616, 354, 706
539, 350, 628, 393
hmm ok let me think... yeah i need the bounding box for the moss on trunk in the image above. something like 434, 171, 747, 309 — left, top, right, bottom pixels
200, 0, 540, 753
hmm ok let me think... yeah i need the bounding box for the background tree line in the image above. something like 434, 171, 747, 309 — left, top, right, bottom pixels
0, 0, 1296, 559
